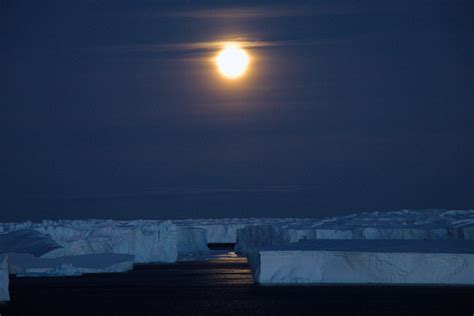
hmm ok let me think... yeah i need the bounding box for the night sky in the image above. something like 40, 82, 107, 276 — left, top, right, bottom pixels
1, 1, 472, 221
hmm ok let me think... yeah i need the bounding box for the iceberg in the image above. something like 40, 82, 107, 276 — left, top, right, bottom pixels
175, 218, 318, 243
0, 229, 62, 257
236, 225, 293, 253
450, 220, 474, 240
356, 227, 449, 240
255, 239, 474, 284
7, 253, 134, 277
0, 255, 9, 302
235, 210, 474, 258
234, 210, 474, 277
176, 226, 208, 252
462, 225, 474, 240
0, 220, 188, 264
35, 220, 178, 263
0, 209, 472, 273
176, 219, 256, 243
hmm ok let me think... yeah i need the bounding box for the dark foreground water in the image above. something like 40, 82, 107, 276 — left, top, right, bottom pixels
1, 252, 473, 316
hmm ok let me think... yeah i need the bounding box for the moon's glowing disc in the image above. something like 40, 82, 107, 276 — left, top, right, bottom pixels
216, 44, 249, 79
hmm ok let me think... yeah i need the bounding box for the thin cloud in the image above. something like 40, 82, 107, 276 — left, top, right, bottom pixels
86, 38, 345, 59
146, 4, 359, 19
152, 39, 324, 51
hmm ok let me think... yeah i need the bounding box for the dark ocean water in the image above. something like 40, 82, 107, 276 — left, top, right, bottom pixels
0, 252, 473, 316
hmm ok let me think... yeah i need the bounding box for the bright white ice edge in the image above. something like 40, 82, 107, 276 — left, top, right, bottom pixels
0, 209, 473, 299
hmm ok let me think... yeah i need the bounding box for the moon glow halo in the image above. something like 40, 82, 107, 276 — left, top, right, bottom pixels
216, 43, 249, 79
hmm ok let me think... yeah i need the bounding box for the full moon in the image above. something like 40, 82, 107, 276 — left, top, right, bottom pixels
216, 43, 249, 79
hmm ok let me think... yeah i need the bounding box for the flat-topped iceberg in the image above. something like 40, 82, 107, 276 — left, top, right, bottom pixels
38, 220, 178, 263
1, 220, 178, 263
255, 239, 474, 285
0, 229, 62, 257
171, 210, 474, 259
7, 253, 134, 277
0, 220, 212, 265
235, 210, 474, 259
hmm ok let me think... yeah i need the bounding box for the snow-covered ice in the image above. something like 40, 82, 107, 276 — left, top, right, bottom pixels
255, 239, 474, 285
7, 253, 134, 277
0, 255, 9, 302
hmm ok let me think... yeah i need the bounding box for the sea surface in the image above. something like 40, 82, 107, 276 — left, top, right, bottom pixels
1, 250, 473, 315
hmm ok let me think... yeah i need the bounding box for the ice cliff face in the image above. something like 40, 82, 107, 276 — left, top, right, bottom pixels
0, 229, 62, 257
255, 239, 474, 285
36, 220, 178, 263
176, 226, 208, 252
0, 220, 179, 263
175, 219, 259, 243
175, 218, 318, 243
0, 254, 9, 302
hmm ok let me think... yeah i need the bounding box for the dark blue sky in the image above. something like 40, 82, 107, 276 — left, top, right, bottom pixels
1, 0, 472, 221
